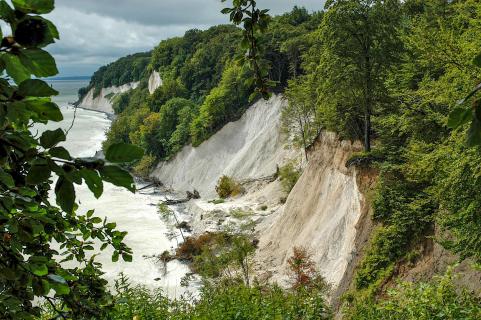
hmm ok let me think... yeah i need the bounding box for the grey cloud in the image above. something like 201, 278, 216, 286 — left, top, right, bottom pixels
57, 1, 324, 26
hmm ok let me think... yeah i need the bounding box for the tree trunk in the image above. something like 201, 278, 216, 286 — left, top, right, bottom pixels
364, 112, 371, 152
364, 49, 372, 153
298, 117, 309, 162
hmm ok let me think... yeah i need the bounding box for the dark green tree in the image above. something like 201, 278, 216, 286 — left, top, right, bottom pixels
320, 0, 403, 152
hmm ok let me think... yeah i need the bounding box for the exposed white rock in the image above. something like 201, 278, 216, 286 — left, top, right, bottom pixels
148, 71, 163, 94
255, 132, 364, 288
78, 82, 139, 114
151, 94, 295, 198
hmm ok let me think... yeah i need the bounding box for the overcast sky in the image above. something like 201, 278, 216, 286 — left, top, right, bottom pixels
46, 0, 325, 77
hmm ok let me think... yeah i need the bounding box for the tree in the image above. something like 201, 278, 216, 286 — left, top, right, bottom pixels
283, 76, 322, 161
0, 1, 144, 318
320, 0, 402, 152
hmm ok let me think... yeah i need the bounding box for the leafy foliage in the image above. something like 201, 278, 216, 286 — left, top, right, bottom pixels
346, 270, 481, 320
221, 0, 273, 99
0, 1, 143, 318
278, 161, 302, 194
287, 247, 328, 292
101, 275, 331, 320
215, 175, 244, 199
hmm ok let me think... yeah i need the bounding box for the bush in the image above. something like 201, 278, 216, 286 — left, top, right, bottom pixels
215, 175, 244, 198
354, 170, 436, 292
287, 247, 329, 292
133, 154, 157, 178
103, 278, 331, 320
175, 232, 225, 262
188, 283, 331, 320
345, 270, 481, 320
279, 162, 302, 193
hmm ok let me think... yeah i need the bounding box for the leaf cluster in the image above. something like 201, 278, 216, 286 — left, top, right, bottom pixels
0, 1, 144, 318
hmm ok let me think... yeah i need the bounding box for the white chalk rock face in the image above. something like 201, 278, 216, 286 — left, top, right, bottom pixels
148, 71, 163, 94
256, 132, 364, 288
151, 94, 292, 197
78, 82, 139, 114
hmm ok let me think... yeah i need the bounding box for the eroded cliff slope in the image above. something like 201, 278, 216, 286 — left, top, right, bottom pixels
151, 94, 295, 198
256, 133, 366, 288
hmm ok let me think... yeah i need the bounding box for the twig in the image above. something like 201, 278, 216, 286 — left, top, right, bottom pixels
65, 104, 78, 136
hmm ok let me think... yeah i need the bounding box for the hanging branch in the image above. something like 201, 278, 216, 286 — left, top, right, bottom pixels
221, 0, 273, 99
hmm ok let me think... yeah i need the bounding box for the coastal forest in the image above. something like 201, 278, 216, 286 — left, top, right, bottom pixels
1, 0, 481, 319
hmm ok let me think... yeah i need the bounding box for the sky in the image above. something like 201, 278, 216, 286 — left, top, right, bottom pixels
45, 0, 325, 77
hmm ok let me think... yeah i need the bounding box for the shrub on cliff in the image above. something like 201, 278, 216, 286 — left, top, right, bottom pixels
279, 162, 302, 193
287, 247, 329, 292
215, 175, 244, 198
133, 154, 157, 178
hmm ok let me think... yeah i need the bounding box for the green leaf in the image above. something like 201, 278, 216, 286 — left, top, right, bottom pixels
30, 263, 48, 276
12, 0, 54, 14
91, 217, 102, 224
99, 165, 135, 192
19, 48, 58, 78
27, 100, 63, 122
0, 169, 14, 188
50, 146, 71, 160
0, 1, 15, 22
467, 117, 481, 147
80, 169, 103, 199
105, 143, 144, 163
51, 282, 70, 296
32, 278, 50, 295
112, 251, 119, 262
2, 53, 30, 84
474, 52, 481, 68
447, 108, 472, 129
26, 162, 51, 185
55, 177, 75, 213
40, 128, 65, 148
18, 79, 58, 97
105, 222, 116, 230
122, 253, 133, 262
45, 19, 59, 39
